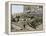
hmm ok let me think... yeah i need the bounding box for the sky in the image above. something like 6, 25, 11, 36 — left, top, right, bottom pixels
12, 5, 24, 14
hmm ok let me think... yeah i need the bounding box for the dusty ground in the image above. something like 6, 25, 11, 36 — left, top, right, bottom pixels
11, 21, 43, 32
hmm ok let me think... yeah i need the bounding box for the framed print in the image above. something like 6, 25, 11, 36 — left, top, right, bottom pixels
5, 1, 45, 35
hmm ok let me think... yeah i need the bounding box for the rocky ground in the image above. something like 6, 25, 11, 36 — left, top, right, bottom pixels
11, 12, 43, 32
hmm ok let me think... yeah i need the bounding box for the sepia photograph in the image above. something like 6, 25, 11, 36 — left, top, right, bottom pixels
11, 4, 43, 32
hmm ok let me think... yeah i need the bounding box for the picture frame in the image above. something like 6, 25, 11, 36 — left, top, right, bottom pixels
5, 1, 45, 35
